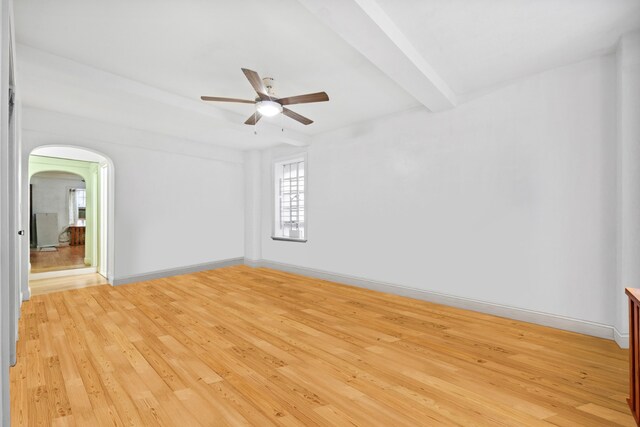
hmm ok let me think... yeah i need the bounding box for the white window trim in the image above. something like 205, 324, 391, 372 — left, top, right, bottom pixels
271, 152, 308, 243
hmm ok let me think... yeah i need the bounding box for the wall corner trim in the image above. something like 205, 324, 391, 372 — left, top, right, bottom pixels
614, 327, 630, 349
112, 257, 244, 286
244, 258, 262, 268
248, 259, 619, 344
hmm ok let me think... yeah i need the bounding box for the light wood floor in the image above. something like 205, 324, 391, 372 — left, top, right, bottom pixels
29, 273, 108, 297
30, 245, 86, 273
10, 266, 632, 426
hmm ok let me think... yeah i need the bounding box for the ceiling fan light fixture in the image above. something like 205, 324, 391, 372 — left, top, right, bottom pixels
256, 100, 282, 117
201, 68, 327, 125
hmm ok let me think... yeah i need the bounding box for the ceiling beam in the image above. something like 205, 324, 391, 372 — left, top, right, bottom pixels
297, 0, 457, 112
17, 44, 310, 147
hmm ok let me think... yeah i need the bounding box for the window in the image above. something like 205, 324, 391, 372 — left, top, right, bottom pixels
68, 188, 86, 224
273, 157, 306, 241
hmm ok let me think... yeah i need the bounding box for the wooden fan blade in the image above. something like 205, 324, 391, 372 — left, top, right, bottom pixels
244, 112, 262, 125
201, 96, 255, 104
241, 68, 270, 100
277, 92, 329, 106
282, 108, 313, 125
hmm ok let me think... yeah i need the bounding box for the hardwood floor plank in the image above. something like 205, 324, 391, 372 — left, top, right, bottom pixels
10, 265, 632, 426
576, 403, 636, 426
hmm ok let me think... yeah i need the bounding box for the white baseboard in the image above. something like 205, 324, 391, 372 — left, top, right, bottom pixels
91, 256, 625, 348
112, 257, 244, 286
247, 259, 621, 346
29, 266, 97, 281
244, 258, 261, 268
614, 327, 630, 349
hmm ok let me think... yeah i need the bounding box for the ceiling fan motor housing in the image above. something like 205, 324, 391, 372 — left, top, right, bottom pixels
262, 77, 276, 97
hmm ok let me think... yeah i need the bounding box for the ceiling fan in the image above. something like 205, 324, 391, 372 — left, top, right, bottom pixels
200, 68, 329, 126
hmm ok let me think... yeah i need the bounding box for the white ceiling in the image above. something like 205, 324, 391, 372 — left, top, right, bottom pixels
14, 0, 418, 148
14, 0, 640, 150
377, 0, 640, 94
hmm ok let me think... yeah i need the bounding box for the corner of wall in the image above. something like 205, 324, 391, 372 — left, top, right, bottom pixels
615, 327, 629, 349
243, 258, 261, 268
615, 28, 640, 341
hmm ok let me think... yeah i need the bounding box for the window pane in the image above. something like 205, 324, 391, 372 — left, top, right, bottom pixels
275, 159, 305, 240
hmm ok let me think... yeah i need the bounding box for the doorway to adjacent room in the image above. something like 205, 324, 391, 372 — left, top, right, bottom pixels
26, 146, 114, 295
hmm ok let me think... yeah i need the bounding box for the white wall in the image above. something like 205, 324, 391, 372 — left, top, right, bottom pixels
31, 173, 85, 242
616, 31, 640, 345
22, 107, 245, 282
257, 55, 617, 329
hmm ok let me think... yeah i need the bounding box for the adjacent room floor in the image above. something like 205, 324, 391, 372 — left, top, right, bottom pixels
29, 245, 86, 273
10, 266, 631, 426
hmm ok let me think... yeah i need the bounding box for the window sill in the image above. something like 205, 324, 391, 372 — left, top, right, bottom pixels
271, 236, 307, 243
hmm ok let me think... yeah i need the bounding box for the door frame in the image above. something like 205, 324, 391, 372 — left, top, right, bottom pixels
0, 0, 18, 423
24, 146, 115, 294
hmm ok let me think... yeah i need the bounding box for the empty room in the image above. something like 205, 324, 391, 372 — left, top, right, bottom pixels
0, 0, 639, 426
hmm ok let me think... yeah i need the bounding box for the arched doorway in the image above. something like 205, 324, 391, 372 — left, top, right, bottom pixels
25, 146, 114, 296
